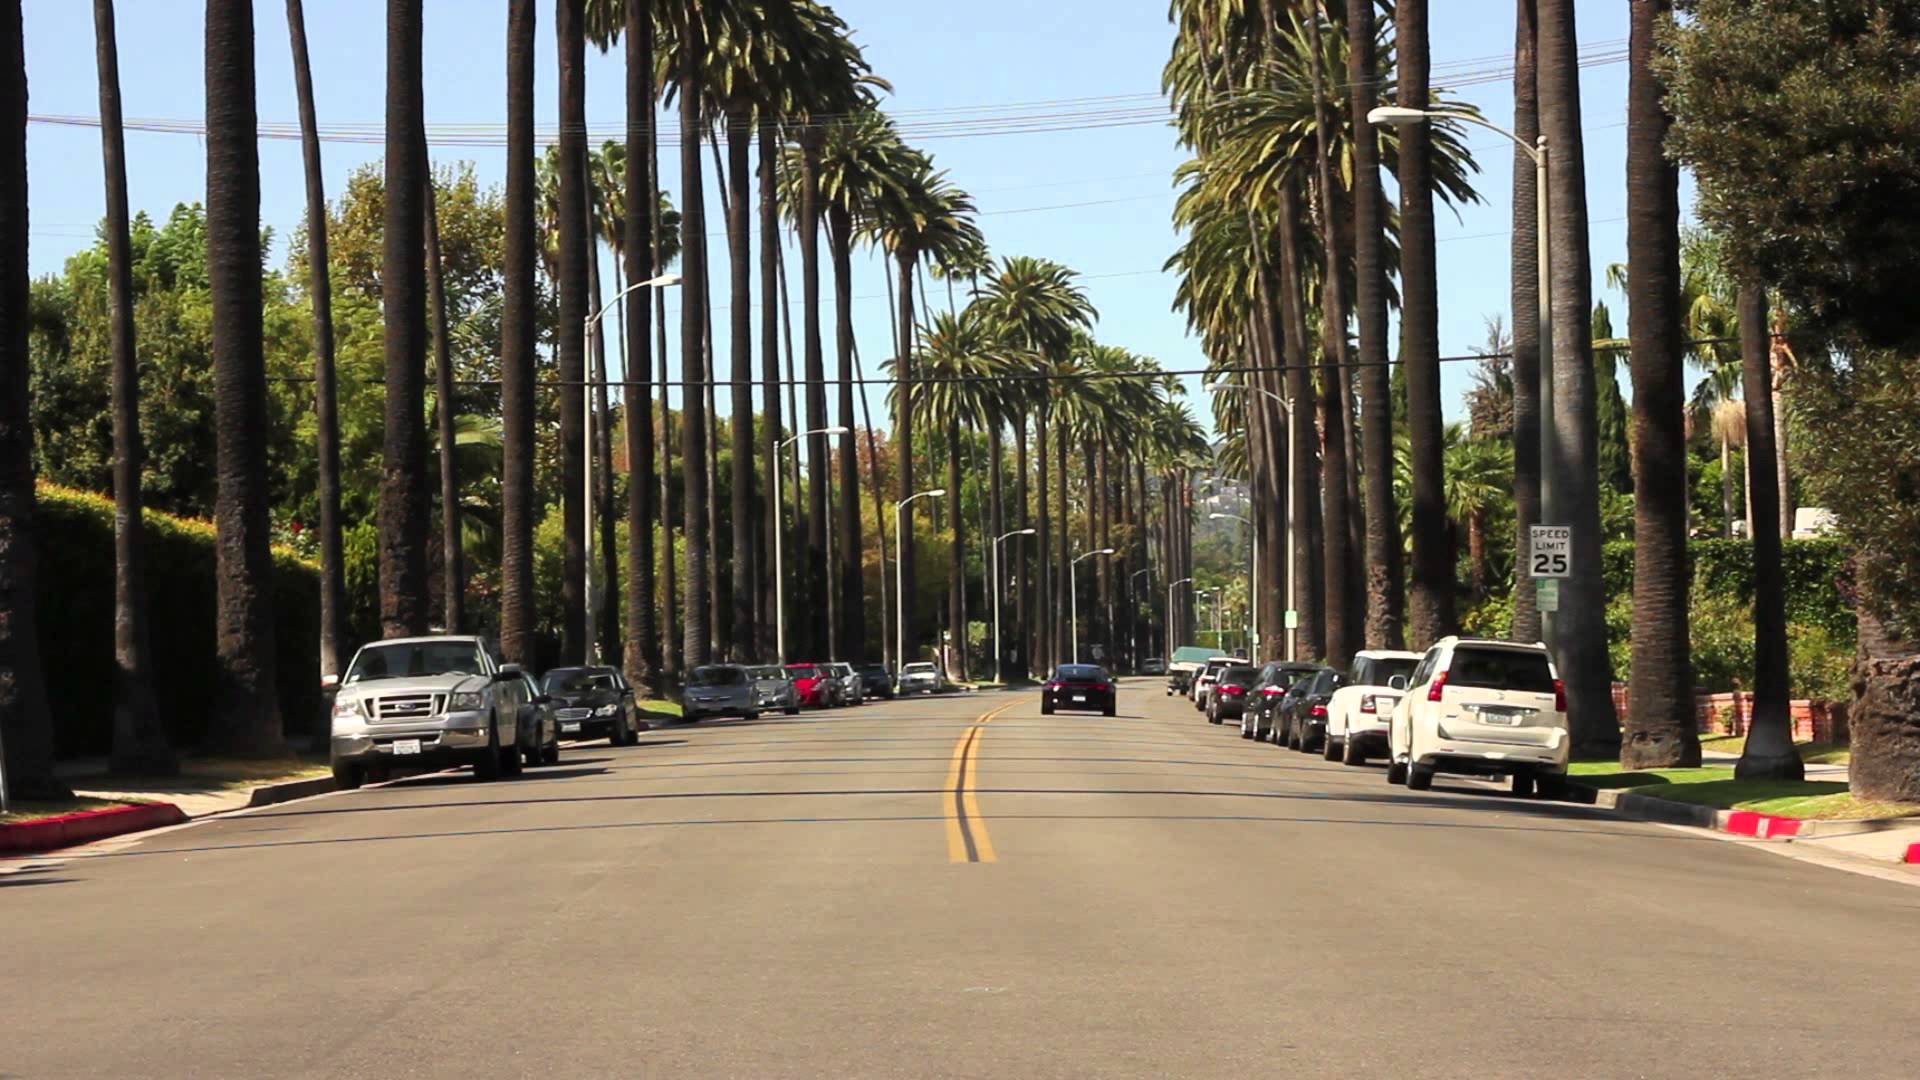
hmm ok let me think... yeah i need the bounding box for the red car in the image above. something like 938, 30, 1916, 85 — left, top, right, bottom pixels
784, 663, 836, 708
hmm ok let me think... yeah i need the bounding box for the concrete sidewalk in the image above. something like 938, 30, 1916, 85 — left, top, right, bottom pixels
55, 757, 335, 819
1700, 748, 1850, 782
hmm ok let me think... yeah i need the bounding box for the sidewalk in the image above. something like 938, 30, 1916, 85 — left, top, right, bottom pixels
54, 756, 335, 819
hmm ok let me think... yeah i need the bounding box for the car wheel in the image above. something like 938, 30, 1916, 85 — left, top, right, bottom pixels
785, 705, 800, 716
331, 762, 364, 790
1386, 758, 1409, 785
1511, 773, 1536, 798
1342, 736, 1367, 767
501, 738, 525, 778
1323, 735, 1342, 762
1103, 704, 1116, 718
542, 740, 561, 766
746, 710, 762, 721
474, 725, 503, 782
1041, 700, 1055, 715
1407, 762, 1435, 791
1207, 706, 1221, 724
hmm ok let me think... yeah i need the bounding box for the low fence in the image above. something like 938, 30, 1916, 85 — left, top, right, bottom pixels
1610, 683, 1848, 744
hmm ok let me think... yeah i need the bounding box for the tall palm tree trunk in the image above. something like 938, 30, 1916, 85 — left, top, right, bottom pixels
380, 0, 431, 639
758, 121, 782, 656
1540, 0, 1621, 757
0, 0, 68, 797
205, 0, 284, 755
829, 206, 865, 660
796, 134, 830, 659
425, 168, 462, 633
853, 339, 891, 666
1055, 414, 1070, 661
587, 209, 618, 659
1735, 282, 1801, 781
988, 419, 1007, 674
1623, 0, 1698, 769
499, 0, 537, 669
1306, 4, 1356, 670
1346, 0, 1404, 650
94, 0, 172, 774
1509, 0, 1544, 644
1034, 412, 1052, 674
621, 0, 657, 692
1275, 198, 1324, 662
1013, 417, 1031, 680
1398, 0, 1454, 647
948, 418, 967, 679
286, 0, 348, 684
894, 249, 921, 662
676, 21, 711, 669
555, 0, 589, 661
725, 109, 756, 662
653, 99, 678, 682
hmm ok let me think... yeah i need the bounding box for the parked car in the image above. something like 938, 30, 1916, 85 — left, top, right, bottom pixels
1041, 663, 1116, 716
828, 661, 866, 705
1139, 657, 1167, 676
682, 664, 761, 721
1269, 666, 1330, 747
785, 663, 838, 708
1166, 645, 1213, 696
899, 661, 944, 695
1281, 667, 1346, 753
1193, 656, 1246, 713
1241, 661, 1322, 740
326, 635, 530, 789
747, 665, 802, 716
858, 663, 897, 700
1388, 637, 1569, 796
1206, 665, 1261, 725
542, 665, 641, 746
513, 669, 561, 765
1324, 649, 1422, 765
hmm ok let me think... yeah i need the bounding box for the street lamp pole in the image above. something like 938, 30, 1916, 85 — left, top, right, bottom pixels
992, 527, 1038, 684
895, 488, 946, 673
580, 273, 683, 664
774, 425, 848, 663
1129, 567, 1152, 669
1168, 576, 1193, 652
1371, 105, 1553, 642
1069, 548, 1116, 664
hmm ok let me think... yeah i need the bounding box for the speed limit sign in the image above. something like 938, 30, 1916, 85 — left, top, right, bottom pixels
1529, 525, 1572, 578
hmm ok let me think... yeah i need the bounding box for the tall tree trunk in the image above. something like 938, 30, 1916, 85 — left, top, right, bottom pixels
724, 108, 756, 662
654, 110, 678, 682
0, 0, 67, 798
1276, 190, 1325, 662
1347, 0, 1404, 650
621, 0, 657, 693
1306, 3, 1356, 670
1509, 0, 1544, 644
703, 266, 722, 656
286, 0, 348, 685
205, 0, 284, 755
894, 249, 921, 662
1735, 282, 1802, 781
1623, 0, 1699, 769
796, 134, 830, 660
1398, 0, 1454, 648
499, 0, 537, 669
948, 418, 967, 679
380, 0, 430, 639
676, 24, 711, 669
829, 206, 865, 661
1771, 317, 1793, 540
555, 0, 589, 661
1013, 416, 1032, 680
425, 166, 462, 634
587, 201, 618, 661
1035, 412, 1052, 674
1056, 412, 1070, 662
988, 419, 1007, 676
758, 121, 782, 657
94, 0, 173, 774
1539, 0, 1621, 757
853, 339, 891, 667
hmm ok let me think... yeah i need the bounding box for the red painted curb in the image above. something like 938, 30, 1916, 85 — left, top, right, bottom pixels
0, 802, 188, 855
1905, 843, 1920, 865
1723, 810, 1802, 840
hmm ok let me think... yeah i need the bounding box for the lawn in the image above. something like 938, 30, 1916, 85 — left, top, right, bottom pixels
1568, 760, 1920, 821
1698, 735, 1850, 765
638, 699, 683, 721
0, 796, 150, 826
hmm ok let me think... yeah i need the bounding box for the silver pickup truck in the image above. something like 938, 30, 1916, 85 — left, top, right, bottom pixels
325, 636, 539, 788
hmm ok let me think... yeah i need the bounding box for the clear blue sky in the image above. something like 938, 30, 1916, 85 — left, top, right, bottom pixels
23, 0, 1648, 427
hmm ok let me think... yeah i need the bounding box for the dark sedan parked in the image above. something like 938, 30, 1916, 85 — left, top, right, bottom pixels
1041, 664, 1117, 716
1278, 666, 1344, 753
858, 663, 897, 700
542, 666, 642, 746
1206, 665, 1262, 725
1244, 661, 1323, 741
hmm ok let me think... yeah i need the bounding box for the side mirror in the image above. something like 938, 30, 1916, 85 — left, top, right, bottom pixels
1388, 675, 1408, 691
495, 663, 524, 682
321, 673, 340, 690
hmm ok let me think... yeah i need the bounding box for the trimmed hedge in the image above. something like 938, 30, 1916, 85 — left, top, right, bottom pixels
34, 484, 322, 758
1602, 537, 1853, 639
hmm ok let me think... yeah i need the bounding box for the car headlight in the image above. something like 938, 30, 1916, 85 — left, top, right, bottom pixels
595, 704, 619, 717
332, 698, 362, 720
446, 691, 484, 712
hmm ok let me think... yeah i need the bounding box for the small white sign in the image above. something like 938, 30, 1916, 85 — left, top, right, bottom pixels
1529, 525, 1572, 578
1283, 609, 1299, 629
1536, 578, 1561, 612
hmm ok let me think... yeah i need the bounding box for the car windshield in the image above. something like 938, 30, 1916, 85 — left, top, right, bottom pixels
1220, 666, 1260, 687
689, 666, 745, 687
344, 642, 484, 684
543, 668, 615, 693
903, 664, 937, 675
1055, 665, 1107, 682
860, 665, 890, 676
1447, 647, 1556, 693
747, 666, 785, 680
786, 665, 822, 679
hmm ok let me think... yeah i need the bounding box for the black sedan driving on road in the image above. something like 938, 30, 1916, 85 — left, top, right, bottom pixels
1041, 664, 1117, 716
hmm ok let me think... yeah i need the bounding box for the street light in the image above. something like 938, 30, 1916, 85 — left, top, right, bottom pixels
773, 425, 849, 662
1168, 575, 1193, 652
1069, 548, 1116, 664
1211, 511, 1266, 662
992, 527, 1038, 684
1370, 104, 1555, 642
579, 272, 683, 663
1129, 567, 1152, 666
895, 488, 946, 673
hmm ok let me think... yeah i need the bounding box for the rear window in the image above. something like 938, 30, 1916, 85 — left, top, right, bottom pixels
1220, 666, 1259, 686
785, 665, 822, 679
748, 666, 783, 679
1056, 665, 1108, 682
1311, 669, 1343, 693
1447, 647, 1555, 693
690, 666, 745, 686
1370, 658, 1417, 685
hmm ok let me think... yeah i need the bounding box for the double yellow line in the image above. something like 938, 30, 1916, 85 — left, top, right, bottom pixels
945, 701, 1015, 863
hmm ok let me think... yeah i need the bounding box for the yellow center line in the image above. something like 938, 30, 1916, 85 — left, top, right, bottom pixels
944, 699, 1019, 862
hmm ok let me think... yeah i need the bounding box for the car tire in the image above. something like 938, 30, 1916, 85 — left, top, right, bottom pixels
785, 705, 800, 716
332, 762, 364, 790
1323, 735, 1342, 762
1207, 707, 1221, 724
501, 739, 525, 778
474, 726, 503, 782
1103, 704, 1116, 717
1041, 700, 1055, 715
542, 740, 561, 766
1407, 762, 1435, 791
1386, 758, 1409, 785
1342, 736, 1367, 767
746, 710, 762, 721
1511, 773, 1537, 798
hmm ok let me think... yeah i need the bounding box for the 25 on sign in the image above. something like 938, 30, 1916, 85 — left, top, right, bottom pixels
1529, 525, 1572, 578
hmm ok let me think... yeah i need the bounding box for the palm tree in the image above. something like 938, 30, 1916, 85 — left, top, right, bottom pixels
1735, 282, 1802, 781
284, 0, 349, 689
424, 168, 463, 634
1622, 0, 1698, 769
499, 0, 538, 670
378, 0, 431, 639
670, 6, 713, 668
1510, 0, 1543, 644
92, 0, 172, 774
555, 0, 590, 662
205, 0, 284, 755
617, 0, 660, 690
1539, 0, 1621, 757
0, 0, 68, 797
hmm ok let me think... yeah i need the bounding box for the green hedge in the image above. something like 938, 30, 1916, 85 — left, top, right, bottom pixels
34, 485, 322, 757
1601, 537, 1853, 638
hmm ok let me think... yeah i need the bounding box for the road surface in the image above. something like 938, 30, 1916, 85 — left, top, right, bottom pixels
5, 680, 1917, 1078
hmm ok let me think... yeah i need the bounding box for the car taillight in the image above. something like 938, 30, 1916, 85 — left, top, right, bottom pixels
1045, 682, 1061, 690
1093, 683, 1111, 693
1427, 670, 1449, 702
1221, 685, 1245, 696
1359, 695, 1376, 714
1261, 688, 1281, 697
1310, 704, 1327, 717
1554, 678, 1567, 712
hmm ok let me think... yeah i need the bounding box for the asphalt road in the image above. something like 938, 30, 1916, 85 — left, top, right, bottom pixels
5, 679, 1918, 1079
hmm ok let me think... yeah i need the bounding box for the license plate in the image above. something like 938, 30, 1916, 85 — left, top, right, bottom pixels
392, 739, 421, 755
1073, 695, 1087, 702
561, 722, 581, 733
1478, 709, 1532, 726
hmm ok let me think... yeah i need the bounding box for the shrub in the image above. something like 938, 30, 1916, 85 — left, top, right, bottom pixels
34, 484, 321, 757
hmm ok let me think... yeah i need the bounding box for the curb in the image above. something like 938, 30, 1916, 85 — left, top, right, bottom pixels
1572, 781, 1920, 862
242, 776, 337, 810
0, 802, 189, 855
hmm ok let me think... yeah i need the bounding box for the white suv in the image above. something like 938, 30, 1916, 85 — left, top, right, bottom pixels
1387, 637, 1568, 796
1324, 650, 1422, 766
